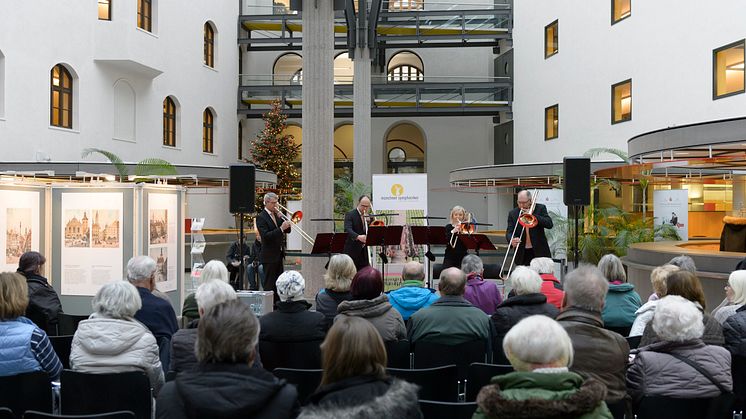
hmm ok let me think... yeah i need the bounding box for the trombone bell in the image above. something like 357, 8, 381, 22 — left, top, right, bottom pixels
370, 219, 385, 227
290, 210, 303, 224
518, 213, 537, 229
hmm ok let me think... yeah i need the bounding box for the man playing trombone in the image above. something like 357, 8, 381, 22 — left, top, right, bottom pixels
505, 190, 553, 266
343, 195, 372, 270
256, 192, 292, 303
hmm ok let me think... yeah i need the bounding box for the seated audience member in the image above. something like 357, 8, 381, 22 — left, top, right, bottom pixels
640, 271, 724, 346
556, 265, 629, 404
462, 255, 501, 315
315, 254, 356, 329
723, 298, 746, 405
171, 279, 258, 373
17, 251, 63, 335
387, 261, 438, 321
336, 267, 405, 342
182, 260, 230, 321
260, 271, 326, 343
473, 315, 612, 419
300, 317, 421, 418
529, 257, 564, 309
157, 300, 298, 418
630, 264, 679, 337
627, 295, 732, 404
70, 281, 164, 395
127, 256, 179, 342
714, 270, 746, 325
492, 267, 559, 363
0, 272, 62, 380
408, 267, 493, 346
668, 255, 697, 273
598, 254, 641, 332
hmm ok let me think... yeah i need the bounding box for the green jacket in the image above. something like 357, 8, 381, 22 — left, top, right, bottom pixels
472, 371, 613, 419
406, 296, 493, 345
181, 292, 199, 320
602, 283, 642, 328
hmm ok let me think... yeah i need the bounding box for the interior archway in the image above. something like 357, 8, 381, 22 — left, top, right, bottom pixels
385, 122, 425, 173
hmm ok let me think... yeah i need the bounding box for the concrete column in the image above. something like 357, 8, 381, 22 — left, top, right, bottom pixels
301, 0, 335, 298
733, 175, 746, 215
353, 47, 372, 185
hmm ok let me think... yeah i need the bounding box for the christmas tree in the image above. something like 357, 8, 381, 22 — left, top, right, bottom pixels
249, 100, 301, 203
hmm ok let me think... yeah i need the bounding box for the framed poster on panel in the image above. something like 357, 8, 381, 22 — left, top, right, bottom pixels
0, 186, 46, 273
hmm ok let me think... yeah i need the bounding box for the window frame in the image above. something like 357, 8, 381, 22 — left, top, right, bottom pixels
611, 79, 632, 125
138, 0, 152, 32
98, 0, 112, 20
387, 64, 424, 82
204, 23, 215, 68
163, 97, 176, 147
50, 65, 73, 129
544, 104, 559, 141
712, 39, 746, 100
544, 20, 559, 59
203, 108, 214, 154
611, 0, 631, 25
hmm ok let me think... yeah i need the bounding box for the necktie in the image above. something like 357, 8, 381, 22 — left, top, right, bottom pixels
362, 213, 368, 234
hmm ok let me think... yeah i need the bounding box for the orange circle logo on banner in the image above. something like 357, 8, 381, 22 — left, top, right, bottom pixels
391, 184, 404, 196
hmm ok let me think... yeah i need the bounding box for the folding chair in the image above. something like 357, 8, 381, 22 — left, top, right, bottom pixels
60, 370, 151, 419
388, 365, 459, 402
272, 368, 323, 404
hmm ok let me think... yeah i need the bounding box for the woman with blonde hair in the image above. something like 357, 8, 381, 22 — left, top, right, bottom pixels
443, 205, 469, 269
629, 264, 679, 337
300, 316, 420, 418
316, 254, 356, 329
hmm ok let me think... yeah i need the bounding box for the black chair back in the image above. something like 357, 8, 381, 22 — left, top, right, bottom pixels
605, 325, 631, 337
0, 371, 53, 416
385, 339, 411, 369
388, 365, 459, 402
413, 340, 488, 379
634, 395, 733, 419
272, 368, 323, 405
626, 335, 641, 350
49, 335, 74, 370
465, 363, 513, 402
0, 407, 14, 419
258, 340, 323, 371
60, 370, 151, 419
57, 314, 89, 336
732, 354, 746, 411
24, 411, 136, 419
418, 400, 477, 419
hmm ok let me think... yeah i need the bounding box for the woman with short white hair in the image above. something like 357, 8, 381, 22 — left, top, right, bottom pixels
627, 295, 732, 404
713, 270, 746, 325
529, 257, 564, 309
315, 254, 356, 329
70, 281, 165, 394
491, 266, 559, 364
182, 259, 230, 321
473, 315, 612, 418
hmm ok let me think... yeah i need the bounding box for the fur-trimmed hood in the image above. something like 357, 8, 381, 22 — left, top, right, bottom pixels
298, 378, 422, 419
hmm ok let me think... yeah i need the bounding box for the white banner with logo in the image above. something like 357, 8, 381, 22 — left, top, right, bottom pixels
537, 188, 567, 260
654, 189, 688, 240
373, 174, 428, 211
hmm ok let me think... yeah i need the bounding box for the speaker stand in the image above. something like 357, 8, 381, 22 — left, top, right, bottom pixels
573, 205, 580, 269
238, 212, 245, 291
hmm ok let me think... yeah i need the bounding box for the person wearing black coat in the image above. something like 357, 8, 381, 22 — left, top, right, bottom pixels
442, 206, 469, 270
256, 192, 292, 303
259, 271, 326, 343
343, 195, 372, 271
505, 190, 553, 266
18, 251, 63, 335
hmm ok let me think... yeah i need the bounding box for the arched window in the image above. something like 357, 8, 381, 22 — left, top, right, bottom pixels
163, 97, 176, 147
50, 64, 73, 129
204, 22, 215, 68
273, 53, 302, 85
203, 108, 214, 153
385, 122, 425, 173
387, 51, 424, 82
138, 0, 152, 31
334, 52, 354, 84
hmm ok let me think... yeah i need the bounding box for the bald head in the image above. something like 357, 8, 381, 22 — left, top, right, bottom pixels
517, 190, 532, 210
439, 267, 466, 296
402, 261, 425, 282
357, 196, 371, 214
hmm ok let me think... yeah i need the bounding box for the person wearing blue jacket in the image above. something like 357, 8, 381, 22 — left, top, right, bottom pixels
387, 261, 438, 321
598, 254, 642, 332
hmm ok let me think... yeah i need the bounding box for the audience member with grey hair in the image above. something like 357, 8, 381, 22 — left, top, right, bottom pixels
473, 315, 612, 419
627, 296, 732, 404
667, 255, 697, 273
491, 266, 559, 363
157, 300, 299, 418
597, 254, 641, 333
461, 254, 502, 315
260, 271, 326, 347
556, 264, 630, 404
529, 257, 565, 309
182, 260, 230, 321
70, 281, 165, 394
388, 261, 438, 321
316, 254, 356, 329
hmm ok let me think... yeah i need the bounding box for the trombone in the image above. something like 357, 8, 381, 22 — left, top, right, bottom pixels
500, 189, 540, 279
276, 202, 315, 246
449, 212, 474, 248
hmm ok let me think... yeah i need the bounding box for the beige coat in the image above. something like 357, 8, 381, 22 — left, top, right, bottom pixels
336, 294, 406, 342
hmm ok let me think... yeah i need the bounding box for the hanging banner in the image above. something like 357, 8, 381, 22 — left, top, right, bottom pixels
371, 174, 428, 290
0, 189, 41, 272
537, 188, 568, 260
148, 193, 178, 292
654, 189, 688, 241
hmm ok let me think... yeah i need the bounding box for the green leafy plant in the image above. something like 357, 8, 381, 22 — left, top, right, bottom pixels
334, 176, 371, 230
81, 148, 177, 181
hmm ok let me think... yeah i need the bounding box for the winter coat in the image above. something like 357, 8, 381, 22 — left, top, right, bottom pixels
387, 281, 439, 321
464, 275, 502, 315
170, 319, 263, 373
556, 307, 629, 402
473, 371, 613, 419
336, 294, 406, 342
629, 300, 657, 337
156, 362, 299, 419
181, 292, 198, 320
300, 376, 421, 419
715, 304, 743, 325
627, 340, 732, 404
134, 286, 179, 341
491, 293, 559, 363
70, 314, 164, 395
315, 289, 353, 330
260, 300, 326, 343
602, 283, 642, 328
539, 273, 564, 310
407, 295, 493, 346
21, 272, 63, 334
724, 306, 746, 356
640, 310, 724, 346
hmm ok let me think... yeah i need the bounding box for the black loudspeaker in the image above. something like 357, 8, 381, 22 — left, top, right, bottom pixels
563, 157, 591, 206
229, 164, 256, 214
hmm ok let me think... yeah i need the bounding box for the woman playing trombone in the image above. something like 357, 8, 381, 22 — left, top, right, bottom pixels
443, 206, 470, 269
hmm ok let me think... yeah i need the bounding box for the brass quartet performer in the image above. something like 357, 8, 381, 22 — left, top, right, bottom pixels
443, 206, 470, 269
506, 190, 553, 266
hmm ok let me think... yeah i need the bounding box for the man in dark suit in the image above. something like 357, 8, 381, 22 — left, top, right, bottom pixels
344, 195, 372, 270
505, 190, 553, 266
255, 192, 291, 303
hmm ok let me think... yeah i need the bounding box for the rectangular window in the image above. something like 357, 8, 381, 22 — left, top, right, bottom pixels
612, 79, 632, 124
98, 0, 112, 20
545, 20, 558, 58
713, 40, 745, 99
612, 0, 631, 24
138, 0, 152, 32
545, 105, 559, 140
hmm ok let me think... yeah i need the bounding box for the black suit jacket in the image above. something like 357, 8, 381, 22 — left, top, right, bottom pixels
256, 209, 289, 264
343, 208, 369, 260
505, 203, 553, 264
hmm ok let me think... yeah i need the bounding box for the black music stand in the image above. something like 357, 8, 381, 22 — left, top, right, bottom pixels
366, 225, 404, 275
459, 233, 497, 256
410, 225, 448, 288
312, 233, 347, 268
